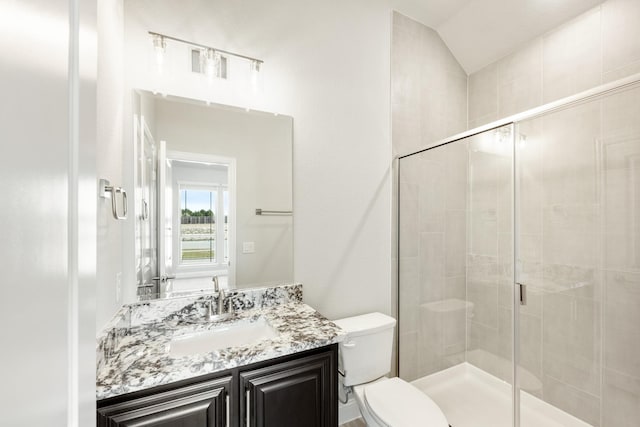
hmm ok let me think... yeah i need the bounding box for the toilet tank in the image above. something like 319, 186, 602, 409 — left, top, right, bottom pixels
333, 312, 396, 387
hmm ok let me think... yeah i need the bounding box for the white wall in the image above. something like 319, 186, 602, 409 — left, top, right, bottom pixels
0, 0, 97, 425
123, 0, 393, 319
96, 0, 125, 331
155, 99, 293, 287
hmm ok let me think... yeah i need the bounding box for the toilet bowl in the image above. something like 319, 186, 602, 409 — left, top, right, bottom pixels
353, 377, 448, 427
334, 313, 448, 427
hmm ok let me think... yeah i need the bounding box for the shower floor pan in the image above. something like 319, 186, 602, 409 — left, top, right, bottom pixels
411, 362, 592, 427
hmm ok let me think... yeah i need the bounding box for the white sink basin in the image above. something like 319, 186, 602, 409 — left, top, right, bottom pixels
169, 317, 279, 357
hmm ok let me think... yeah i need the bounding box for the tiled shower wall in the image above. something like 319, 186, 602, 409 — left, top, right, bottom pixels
467, 0, 640, 129
398, 143, 469, 380
391, 12, 468, 158
465, 1, 640, 425
392, 11, 468, 380
395, 0, 640, 425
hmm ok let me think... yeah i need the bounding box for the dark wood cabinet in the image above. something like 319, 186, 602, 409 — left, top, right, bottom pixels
97, 376, 232, 427
240, 350, 336, 427
97, 344, 337, 427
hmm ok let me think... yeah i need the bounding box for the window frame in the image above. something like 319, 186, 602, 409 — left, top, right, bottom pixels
177, 181, 223, 268
166, 150, 236, 283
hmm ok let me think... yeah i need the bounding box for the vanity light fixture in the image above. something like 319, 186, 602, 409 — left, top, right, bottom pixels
148, 31, 263, 83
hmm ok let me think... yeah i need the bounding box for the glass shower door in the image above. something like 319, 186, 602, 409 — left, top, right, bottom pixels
398, 139, 470, 382
465, 125, 516, 426
399, 81, 640, 427
398, 124, 515, 426
515, 83, 640, 427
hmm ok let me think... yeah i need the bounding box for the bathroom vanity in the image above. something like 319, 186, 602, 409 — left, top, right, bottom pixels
96, 284, 344, 427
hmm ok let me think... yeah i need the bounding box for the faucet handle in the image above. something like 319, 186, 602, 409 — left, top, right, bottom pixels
207, 297, 215, 318
226, 294, 234, 314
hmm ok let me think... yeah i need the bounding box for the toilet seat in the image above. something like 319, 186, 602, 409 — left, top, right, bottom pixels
363, 377, 448, 427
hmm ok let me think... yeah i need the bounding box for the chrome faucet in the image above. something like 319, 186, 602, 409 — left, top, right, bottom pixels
207, 275, 228, 321
213, 276, 225, 315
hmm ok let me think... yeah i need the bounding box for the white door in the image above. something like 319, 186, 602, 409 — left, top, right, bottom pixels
135, 117, 159, 298
157, 140, 175, 295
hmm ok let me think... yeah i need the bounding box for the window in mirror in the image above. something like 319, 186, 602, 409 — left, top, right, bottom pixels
178, 183, 228, 268
165, 155, 235, 288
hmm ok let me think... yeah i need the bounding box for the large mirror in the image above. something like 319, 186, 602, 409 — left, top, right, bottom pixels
132, 90, 293, 300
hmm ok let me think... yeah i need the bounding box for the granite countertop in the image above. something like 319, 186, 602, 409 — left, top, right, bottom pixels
96, 292, 345, 400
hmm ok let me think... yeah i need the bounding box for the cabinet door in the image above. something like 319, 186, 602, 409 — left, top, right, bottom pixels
240, 349, 337, 427
98, 376, 232, 427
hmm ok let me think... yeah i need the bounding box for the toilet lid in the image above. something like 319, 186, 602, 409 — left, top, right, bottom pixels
364, 378, 448, 427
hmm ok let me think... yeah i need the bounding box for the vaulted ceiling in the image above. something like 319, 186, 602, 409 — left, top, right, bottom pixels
391, 0, 605, 74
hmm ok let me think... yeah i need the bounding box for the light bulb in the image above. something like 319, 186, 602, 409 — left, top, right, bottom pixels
152, 34, 166, 67
250, 60, 261, 90
205, 48, 220, 79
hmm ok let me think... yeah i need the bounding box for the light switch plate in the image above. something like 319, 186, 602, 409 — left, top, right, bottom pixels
242, 241, 255, 254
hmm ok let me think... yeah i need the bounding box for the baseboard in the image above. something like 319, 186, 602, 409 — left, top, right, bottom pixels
338, 396, 360, 425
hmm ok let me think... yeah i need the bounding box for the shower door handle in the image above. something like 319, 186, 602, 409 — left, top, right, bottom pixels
517, 282, 527, 306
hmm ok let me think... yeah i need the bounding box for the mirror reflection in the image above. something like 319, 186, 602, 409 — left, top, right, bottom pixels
133, 91, 293, 300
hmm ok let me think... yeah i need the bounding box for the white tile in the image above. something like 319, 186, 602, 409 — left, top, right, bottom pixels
468, 63, 498, 128
445, 209, 466, 277
467, 278, 499, 329
604, 270, 640, 378
418, 158, 446, 233
519, 313, 543, 393
542, 375, 601, 426
398, 182, 419, 257
602, 368, 640, 427
445, 275, 466, 300
542, 8, 602, 103
542, 292, 601, 396
602, 85, 640, 140
497, 38, 543, 117
602, 0, 640, 81
398, 330, 420, 381
399, 256, 420, 331
445, 141, 468, 211
418, 306, 445, 376
419, 232, 445, 302
540, 101, 600, 207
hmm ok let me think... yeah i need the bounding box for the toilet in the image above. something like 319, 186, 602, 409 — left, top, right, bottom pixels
334, 313, 448, 427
